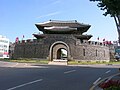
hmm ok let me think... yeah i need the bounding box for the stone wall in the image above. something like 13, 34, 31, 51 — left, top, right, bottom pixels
71, 40, 110, 60
14, 40, 49, 59
73, 45, 109, 60
13, 34, 110, 61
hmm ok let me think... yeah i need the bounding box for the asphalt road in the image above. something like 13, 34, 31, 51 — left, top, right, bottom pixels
0, 61, 119, 90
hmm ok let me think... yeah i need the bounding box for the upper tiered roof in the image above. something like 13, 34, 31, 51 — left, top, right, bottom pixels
35, 20, 91, 34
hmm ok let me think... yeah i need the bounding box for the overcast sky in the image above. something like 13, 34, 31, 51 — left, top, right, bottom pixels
0, 0, 118, 42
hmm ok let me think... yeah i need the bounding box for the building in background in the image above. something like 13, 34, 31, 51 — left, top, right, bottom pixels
0, 35, 9, 58
9, 42, 15, 59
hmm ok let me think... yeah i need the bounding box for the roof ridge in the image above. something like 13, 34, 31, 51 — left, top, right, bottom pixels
49, 20, 78, 23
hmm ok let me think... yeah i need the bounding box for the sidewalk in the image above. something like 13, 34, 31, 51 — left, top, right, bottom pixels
69, 64, 120, 68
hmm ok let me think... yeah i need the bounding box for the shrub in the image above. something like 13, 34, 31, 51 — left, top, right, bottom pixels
99, 79, 120, 90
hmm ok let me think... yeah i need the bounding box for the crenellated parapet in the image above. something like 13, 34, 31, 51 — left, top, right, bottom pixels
16, 39, 44, 44
76, 40, 108, 47
16, 38, 109, 48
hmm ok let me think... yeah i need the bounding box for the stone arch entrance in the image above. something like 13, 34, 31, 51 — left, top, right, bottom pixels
49, 41, 71, 61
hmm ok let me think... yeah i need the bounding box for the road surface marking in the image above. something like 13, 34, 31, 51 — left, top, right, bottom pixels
6, 79, 43, 90
105, 70, 111, 74
64, 70, 76, 74
93, 77, 101, 85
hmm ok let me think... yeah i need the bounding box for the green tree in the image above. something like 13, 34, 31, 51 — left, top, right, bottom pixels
90, 0, 120, 43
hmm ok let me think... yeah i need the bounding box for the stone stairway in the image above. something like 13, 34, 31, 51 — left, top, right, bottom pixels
48, 61, 68, 65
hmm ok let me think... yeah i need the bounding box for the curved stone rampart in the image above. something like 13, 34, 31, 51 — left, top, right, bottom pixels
13, 35, 110, 61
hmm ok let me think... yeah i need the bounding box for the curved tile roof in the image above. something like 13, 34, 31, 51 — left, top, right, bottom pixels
35, 20, 91, 34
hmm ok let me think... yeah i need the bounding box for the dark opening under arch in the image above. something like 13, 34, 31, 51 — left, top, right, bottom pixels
57, 48, 67, 59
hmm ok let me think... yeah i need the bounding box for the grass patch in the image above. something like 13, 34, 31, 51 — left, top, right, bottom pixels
108, 61, 120, 64
1, 59, 120, 65
0, 59, 49, 64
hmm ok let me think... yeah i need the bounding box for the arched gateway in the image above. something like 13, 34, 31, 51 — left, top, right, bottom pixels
49, 41, 70, 61
13, 20, 110, 62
